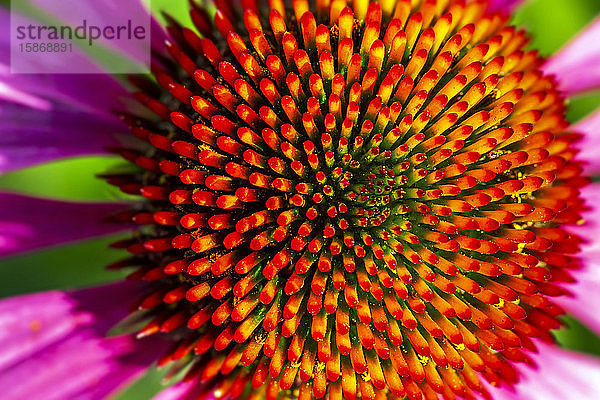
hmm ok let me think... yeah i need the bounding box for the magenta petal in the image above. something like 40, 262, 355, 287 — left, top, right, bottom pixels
551, 183, 600, 336
0, 192, 130, 257
0, 332, 164, 400
153, 381, 210, 400
485, 341, 600, 399
543, 16, 600, 95
0, 102, 124, 173
0, 282, 143, 371
0, 65, 128, 118
572, 108, 600, 175
486, 0, 526, 14
0, 282, 168, 399
154, 380, 221, 400
0, 77, 51, 110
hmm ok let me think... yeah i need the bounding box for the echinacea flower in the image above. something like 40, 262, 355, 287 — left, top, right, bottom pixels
3, 0, 600, 399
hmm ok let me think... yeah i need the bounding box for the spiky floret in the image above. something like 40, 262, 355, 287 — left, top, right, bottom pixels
107, 0, 587, 399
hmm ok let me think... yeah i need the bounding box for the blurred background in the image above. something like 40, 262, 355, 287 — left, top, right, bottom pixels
1, 0, 600, 397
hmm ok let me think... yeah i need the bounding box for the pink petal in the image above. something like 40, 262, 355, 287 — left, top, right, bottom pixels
0, 80, 51, 110
153, 381, 214, 400
0, 102, 124, 173
0, 192, 130, 257
485, 341, 600, 399
543, 16, 600, 95
553, 183, 600, 336
486, 0, 527, 14
0, 282, 144, 371
0, 281, 168, 399
572, 108, 600, 175
1, 332, 165, 400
